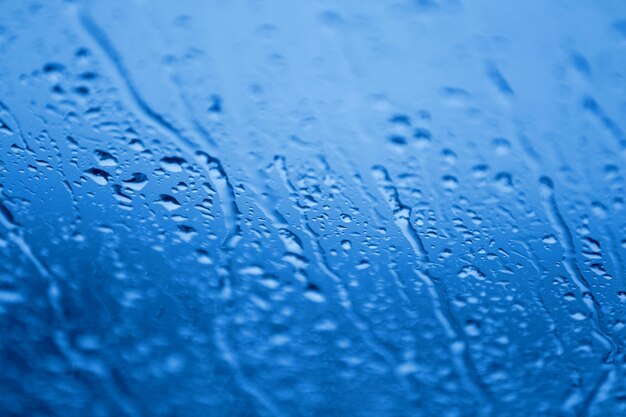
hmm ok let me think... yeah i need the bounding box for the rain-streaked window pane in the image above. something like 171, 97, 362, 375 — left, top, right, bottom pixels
1, 1, 626, 416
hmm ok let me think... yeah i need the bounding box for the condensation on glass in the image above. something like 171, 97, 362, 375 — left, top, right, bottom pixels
1, 1, 626, 416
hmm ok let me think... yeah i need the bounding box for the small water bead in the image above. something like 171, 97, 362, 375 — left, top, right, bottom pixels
156, 194, 182, 211
160, 156, 187, 173
83, 168, 110, 185
123, 173, 149, 191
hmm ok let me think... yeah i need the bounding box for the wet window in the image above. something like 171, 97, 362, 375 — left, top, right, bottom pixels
1, 1, 626, 416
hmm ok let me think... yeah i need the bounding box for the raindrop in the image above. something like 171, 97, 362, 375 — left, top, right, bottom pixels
83, 168, 111, 185
156, 194, 182, 211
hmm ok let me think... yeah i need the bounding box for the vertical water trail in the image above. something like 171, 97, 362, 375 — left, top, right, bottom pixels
196, 151, 242, 249
0, 101, 33, 151
538, 176, 618, 360
43, 130, 83, 240
76, 2, 243, 255
271, 155, 421, 404
577, 368, 611, 417
582, 96, 626, 152
370, 164, 495, 416
77, 7, 195, 150
606, 229, 626, 288
514, 241, 566, 357
212, 314, 286, 417
142, 11, 430, 405
517, 131, 622, 416
75, 5, 283, 416
514, 241, 592, 414
517, 132, 620, 356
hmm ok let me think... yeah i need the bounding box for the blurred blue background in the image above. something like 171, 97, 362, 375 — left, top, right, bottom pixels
1, 0, 626, 416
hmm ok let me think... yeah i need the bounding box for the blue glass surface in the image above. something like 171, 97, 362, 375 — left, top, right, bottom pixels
1, 1, 626, 416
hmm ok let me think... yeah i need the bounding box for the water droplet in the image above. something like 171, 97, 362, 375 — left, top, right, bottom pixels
156, 194, 181, 211
94, 149, 118, 167
122, 173, 148, 191
83, 168, 111, 185
442, 175, 459, 190
160, 156, 187, 173
458, 265, 486, 280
